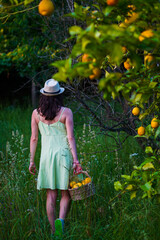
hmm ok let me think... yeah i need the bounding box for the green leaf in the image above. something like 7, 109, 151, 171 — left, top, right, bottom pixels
115, 85, 123, 92
139, 157, 154, 168
99, 24, 124, 39
110, 43, 123, 65
121, 175, 131, 180
71, 43, 83, 57
111, 91, 117, 99
141, 93, 153, 103
140, 182, 152, 191
86, 23, 95, 33
147, 190, 152, 198
51, 59, 66, 68
126, 184, 133, 190
69, 26, 82, 36
133, 93, 142, 104
130, 91, 137, 101
145, 124, 152, 136
130, 54, 142, 70
126, 82, 139, 89
139, 112, 149, 121
65, 58, 72, 70
142, 172, 148, 182
65, 12, 77, 18
135, 134, 148, 139
142, 193, 148, 199
114, 181, 122, 191
145, 146, 153, 154
82, 38, 91, 51
103, 6, 114, 16
92, 4, 101, 11
53, 72, 67, 82
99, 73, 122, 92
131, 170, 139, 177
142, 162, 155, 171
154, 126, 160, 139
149, 82, 158, 88
76, 65, 91, 77
130, 191, 137, 200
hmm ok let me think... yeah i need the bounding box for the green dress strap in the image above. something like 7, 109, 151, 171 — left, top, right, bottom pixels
58, 107, 66, 122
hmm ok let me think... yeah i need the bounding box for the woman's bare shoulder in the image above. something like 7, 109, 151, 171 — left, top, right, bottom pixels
32, 109, 39, 122
64, 107, 73, 116
32, 109, 38, 116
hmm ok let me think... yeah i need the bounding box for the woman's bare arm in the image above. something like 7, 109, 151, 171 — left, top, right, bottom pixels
29, 110, 39, 175
65, 108, 82, 174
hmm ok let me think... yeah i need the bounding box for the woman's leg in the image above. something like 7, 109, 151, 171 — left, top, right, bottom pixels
59, 190, 71, 219
46, 189, 58, 233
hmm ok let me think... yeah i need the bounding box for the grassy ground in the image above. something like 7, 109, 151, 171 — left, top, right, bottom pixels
0, 101, 160, 240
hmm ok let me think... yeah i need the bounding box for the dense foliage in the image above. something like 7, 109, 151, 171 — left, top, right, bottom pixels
0, 0, 72, 82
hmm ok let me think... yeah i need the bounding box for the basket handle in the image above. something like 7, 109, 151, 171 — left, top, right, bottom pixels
77, 170, 91, 179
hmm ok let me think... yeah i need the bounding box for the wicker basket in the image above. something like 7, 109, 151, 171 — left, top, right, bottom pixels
68, 171, 95, 201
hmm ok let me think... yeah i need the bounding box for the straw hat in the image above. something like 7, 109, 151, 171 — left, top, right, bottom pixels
40, 79, 65, 96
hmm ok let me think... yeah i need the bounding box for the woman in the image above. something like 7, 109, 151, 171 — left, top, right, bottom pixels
29, 79, 82, 236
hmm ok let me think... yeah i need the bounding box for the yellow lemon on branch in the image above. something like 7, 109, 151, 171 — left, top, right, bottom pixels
106, 0, 118, 6
151, 118, 159, 129
144, 54, 155, 69
124, 58, 132, 70
139, 29, 154, 42
89, 68, 101, 80
138, 126, 145, 136
132, 107, 140, 116
38, 0, 54, 16
122, 46, 127, 54
124, 12, 139, 25
82, 53, 92, 63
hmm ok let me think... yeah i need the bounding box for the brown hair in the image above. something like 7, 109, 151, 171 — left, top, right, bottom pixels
37, 94, 64, 120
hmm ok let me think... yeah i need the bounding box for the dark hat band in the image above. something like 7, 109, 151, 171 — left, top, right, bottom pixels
43, 89, 61, 94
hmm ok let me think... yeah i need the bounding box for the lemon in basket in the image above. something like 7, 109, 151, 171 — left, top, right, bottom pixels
82, 180, 86, 185
72, 182, 82, 189
84, 177, 92, 184
70, 181, 76, 188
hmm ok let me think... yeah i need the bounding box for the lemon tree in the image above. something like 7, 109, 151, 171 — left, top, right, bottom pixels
51, 0, 160, 201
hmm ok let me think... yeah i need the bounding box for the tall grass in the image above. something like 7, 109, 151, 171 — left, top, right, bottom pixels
0, 103, 160, 240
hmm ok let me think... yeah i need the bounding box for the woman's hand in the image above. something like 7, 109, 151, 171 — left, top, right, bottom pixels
73, 162, 82, 175
29, 162, 36, 175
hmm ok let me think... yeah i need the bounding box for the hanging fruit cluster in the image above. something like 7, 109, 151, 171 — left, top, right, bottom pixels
131, 107, 159, 136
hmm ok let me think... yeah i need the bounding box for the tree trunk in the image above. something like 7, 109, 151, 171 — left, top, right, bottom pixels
31, 80, 38, 108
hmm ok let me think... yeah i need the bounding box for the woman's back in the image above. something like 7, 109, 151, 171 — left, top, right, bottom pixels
38, 107, 69, 153
38, 107, 67, 136
37, 107, 72, 190
37, 107, 66, 125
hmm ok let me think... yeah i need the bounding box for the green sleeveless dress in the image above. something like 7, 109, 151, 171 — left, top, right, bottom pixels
37, 108, 72, 190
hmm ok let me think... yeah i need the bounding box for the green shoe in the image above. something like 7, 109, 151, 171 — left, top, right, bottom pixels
54, 218, 64, 237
